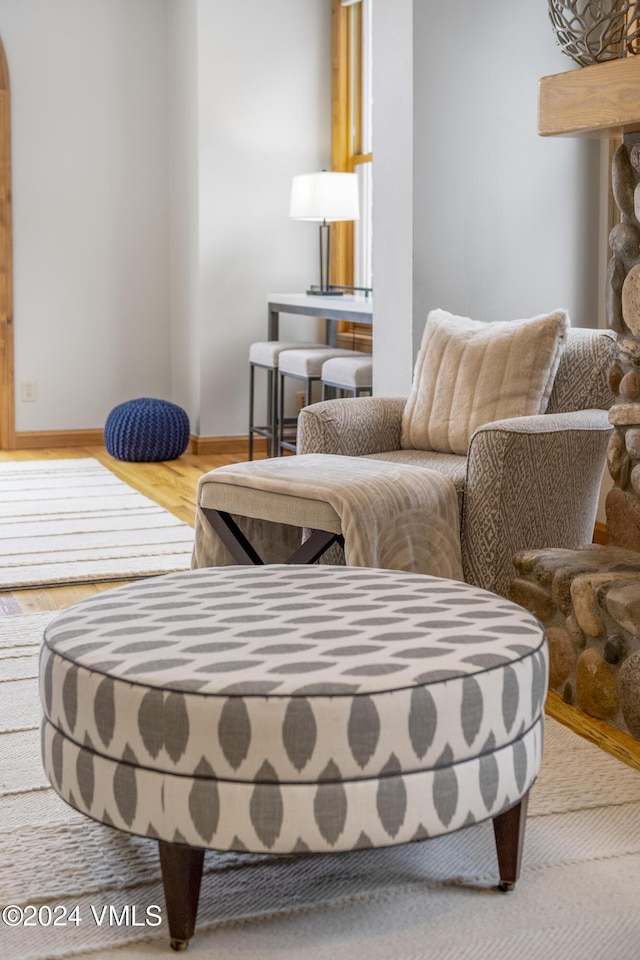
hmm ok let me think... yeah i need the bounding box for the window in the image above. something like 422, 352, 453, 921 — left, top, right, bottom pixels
332, 0, 373, 351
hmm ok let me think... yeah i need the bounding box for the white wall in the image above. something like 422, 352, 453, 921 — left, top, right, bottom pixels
1, 0, 172, 431
195, 0, 331, 437
167, 0, 200, 433
1, 0, 329, 437
373, 0, 603, 396
371, 0, 414, 397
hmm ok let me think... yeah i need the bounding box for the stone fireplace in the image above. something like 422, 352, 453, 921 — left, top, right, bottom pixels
512, 58, 640, 739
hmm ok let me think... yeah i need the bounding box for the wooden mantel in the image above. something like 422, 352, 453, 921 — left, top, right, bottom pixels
539, 54, 640, 138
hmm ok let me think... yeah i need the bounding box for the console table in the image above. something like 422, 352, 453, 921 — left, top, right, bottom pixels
267, 292, 373, 347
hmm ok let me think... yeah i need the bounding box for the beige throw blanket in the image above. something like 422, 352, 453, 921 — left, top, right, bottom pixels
192, 454, 463, 581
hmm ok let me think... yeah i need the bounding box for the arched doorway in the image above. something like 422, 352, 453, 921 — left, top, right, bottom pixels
0, 36, 14, 450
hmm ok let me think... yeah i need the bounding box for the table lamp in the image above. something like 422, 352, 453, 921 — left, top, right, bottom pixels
289, 171, 359, 296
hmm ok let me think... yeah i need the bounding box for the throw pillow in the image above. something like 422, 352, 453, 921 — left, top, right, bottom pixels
400, 308, 570, 455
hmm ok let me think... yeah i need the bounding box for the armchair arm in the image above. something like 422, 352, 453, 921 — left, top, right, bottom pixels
462, 409, 613, 597
297, 396, 407, 457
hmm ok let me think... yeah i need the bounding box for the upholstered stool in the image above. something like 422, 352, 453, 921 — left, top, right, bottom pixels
248, 341, 327, 459
192, 453, 464, 581
40, 564, 547, 951
104, 398, 190, 462
321, 354, 373, 400
277, 348, 368, 453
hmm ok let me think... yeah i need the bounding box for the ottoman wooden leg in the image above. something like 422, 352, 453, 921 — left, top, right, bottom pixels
492, 791, 529, 892
158, 841, 205, 951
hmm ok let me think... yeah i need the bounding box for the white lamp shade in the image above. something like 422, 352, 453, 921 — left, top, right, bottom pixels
289, 171, 360, 222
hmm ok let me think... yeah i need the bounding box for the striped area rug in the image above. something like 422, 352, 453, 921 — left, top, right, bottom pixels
2, 613, 640, 960
0, 459, 194, 588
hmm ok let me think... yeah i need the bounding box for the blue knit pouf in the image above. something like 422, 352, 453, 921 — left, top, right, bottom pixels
105, 398, 190, 462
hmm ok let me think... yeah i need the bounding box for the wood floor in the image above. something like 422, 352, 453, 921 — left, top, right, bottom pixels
2, 444, 640, 775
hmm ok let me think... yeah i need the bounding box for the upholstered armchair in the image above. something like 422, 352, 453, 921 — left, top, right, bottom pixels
297, 325, 616, 597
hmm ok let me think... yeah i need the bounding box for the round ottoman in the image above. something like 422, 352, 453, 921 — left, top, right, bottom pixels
39, 565, 548, 950
105, 397, 190, 462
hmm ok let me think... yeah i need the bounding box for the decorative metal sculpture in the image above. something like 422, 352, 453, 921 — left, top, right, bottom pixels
548, 0, 640, 66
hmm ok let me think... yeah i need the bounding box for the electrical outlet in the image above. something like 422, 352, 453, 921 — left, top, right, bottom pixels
296, 391, 306, 414
21, 380, 37, 403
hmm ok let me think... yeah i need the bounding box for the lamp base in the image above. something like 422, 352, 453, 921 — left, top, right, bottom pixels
306, 286, 344, 297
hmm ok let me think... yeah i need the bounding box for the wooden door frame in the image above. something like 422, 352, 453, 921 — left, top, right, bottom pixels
0, 36, 14, 449
331, 0, 354, 287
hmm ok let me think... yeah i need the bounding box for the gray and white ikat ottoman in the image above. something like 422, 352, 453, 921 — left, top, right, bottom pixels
39, 564, 548, 948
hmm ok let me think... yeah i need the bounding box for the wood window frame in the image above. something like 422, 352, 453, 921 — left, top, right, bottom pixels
332, 0, 372, 351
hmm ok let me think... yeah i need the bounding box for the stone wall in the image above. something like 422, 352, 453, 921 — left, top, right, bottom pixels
606, 131, 640, 549
512, 547, 640, 737
510, 131, 640, 739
